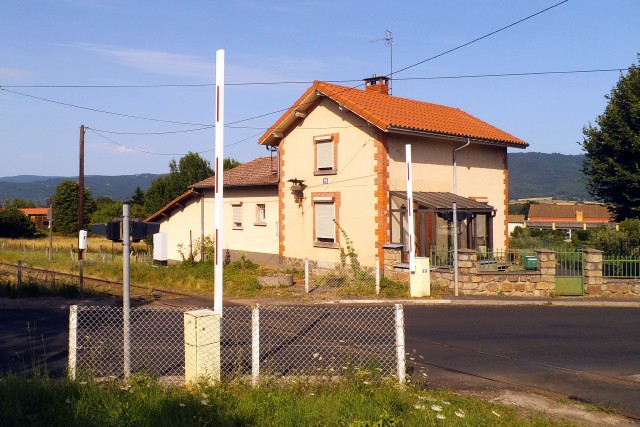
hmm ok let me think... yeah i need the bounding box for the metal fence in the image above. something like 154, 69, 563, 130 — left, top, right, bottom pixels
603, 255, 640, 278
305, 258, 381, 294
69, 304, 405, 384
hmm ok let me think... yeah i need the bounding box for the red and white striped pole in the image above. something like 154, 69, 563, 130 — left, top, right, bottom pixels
405, 144, 415, 273
214, 49, 225, 315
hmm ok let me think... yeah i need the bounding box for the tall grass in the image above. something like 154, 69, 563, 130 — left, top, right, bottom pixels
0, 373, 571, 427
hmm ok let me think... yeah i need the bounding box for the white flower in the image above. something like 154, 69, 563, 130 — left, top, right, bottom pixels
179, 403, 186, 407
442, 400, 451, 405
414, 404, 426, 410
65, 398, 71, 404
313, 353, 319, 358
455, 410, 465, 418
492, 410, 501, 417
430, 405, 443, 412
201, 399, 208, 406
436, 414, 446, 420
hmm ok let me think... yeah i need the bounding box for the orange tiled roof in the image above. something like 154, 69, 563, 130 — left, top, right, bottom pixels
259, 81, 527, 147
528, 203, 612, 221
20, 208, 49, 216
145, 157, 279, 222
190, 156, 278, 189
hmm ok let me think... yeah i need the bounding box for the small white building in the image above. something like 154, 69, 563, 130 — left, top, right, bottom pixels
145, 157, 280, 266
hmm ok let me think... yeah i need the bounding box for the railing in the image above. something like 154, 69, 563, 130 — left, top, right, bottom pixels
602, 255, 640, 278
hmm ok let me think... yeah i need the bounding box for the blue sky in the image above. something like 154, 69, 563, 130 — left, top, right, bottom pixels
1, 0, 638, 177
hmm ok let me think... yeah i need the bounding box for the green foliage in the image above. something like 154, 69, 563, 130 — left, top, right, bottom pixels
176, 235, 215, 263
223, 157, 241, 171
581, 57, 640, 220
90, 196, 121, 224
130, 186, 145, 206
52, 180, 96, 235
335, 220, 361, 273
144, 152, 213, 216
589, 219, 640, 255
0, 375, 567, 427
0, 205, 36, 238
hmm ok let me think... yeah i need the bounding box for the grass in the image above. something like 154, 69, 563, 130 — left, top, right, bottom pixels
0, 236, 407, 300
0, 372, 574, 427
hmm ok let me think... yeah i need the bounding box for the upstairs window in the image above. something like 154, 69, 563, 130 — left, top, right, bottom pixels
314, 134, 337, 175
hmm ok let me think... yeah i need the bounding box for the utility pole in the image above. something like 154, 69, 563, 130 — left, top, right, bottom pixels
78, 125, 85, 261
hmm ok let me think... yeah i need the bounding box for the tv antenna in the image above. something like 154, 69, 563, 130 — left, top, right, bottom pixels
370, 30, 394, 94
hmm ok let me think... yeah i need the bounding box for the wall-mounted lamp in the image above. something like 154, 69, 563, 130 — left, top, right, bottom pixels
288, 178, 306, 206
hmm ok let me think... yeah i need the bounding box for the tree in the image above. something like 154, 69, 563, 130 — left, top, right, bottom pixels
90, 196, 121, 224
144, 152, 213, 216
223, 157, 241, 171
52, 180, 96, 234
581, 57, 640, 220
0, 206, 36, 238
130, 186, 146, 206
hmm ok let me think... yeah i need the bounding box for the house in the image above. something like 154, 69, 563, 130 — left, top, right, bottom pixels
526, 203, 613, 230
259, 76, 527, 269
145, 156, 280, 266
147, 76, 527, 269
20, 208, 49, 229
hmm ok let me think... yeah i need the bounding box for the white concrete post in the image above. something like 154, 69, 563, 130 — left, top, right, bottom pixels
395, 304, 406, 384
214, 49, 225, 316
304, 257, 309, 293
123, 202, 131, 380
375, 256, 380, 294
68, 305, 78, 380
251, 304, 260, 386
405, 145, 415, 273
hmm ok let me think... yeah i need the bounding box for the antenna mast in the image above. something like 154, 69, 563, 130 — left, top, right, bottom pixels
370, 30, 394, 94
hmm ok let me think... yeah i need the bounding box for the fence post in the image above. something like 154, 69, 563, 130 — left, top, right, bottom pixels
375, 257, 380, 294
68, 305, 78, 380
17, 260, 22, 288
305, 257, 309, 293
395, 304, 406, 384
252, 304, 260, 386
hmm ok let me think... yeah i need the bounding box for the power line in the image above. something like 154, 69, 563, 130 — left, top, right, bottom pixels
392, 0, 570, 76
0, 87, 211, 126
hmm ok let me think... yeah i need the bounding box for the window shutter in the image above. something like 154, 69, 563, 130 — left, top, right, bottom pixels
315, 202, 335, 240
316, 140, 333, 169
233, 205, 242, 226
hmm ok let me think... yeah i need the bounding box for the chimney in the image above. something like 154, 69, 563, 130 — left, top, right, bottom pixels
363, 75, 389, 95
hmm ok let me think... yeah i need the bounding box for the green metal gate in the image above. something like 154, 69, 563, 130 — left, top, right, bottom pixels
555, 251, 584, 296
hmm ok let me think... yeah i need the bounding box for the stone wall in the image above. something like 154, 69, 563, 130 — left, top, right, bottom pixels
582, 249, 640, 298
431, 249, 556, 297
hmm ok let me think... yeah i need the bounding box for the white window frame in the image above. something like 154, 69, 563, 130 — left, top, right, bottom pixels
315, 201, 335, 243
315, 135, 335, 172
255, 203, 266, 226
232, 203, 243, 230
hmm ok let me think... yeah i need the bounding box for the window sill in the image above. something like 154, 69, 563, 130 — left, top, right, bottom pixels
253, 222, 267, 227
313, 241, 339, 249
232, 226, 243, 230
314, 169, 337, 176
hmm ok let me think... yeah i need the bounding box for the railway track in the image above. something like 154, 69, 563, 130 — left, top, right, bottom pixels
0, 261, 198, 301
408, 336, 640, 423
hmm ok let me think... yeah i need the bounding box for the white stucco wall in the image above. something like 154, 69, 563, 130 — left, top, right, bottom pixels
280, 99, 379, 267
156, 187, 279, 263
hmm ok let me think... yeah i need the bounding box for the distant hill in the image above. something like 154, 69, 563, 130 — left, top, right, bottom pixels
0, 153, 590, 206
0, 174, 163, 206
508, 152, 590, 201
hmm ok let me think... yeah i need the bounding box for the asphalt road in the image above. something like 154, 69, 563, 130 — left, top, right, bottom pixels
403, 305, 640, 419
1, 302, 639, 420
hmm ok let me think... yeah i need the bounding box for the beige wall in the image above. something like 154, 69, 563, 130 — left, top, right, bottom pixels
157, 187, 279, 262
280, 99, 379, 267
387, 135, 508, 249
